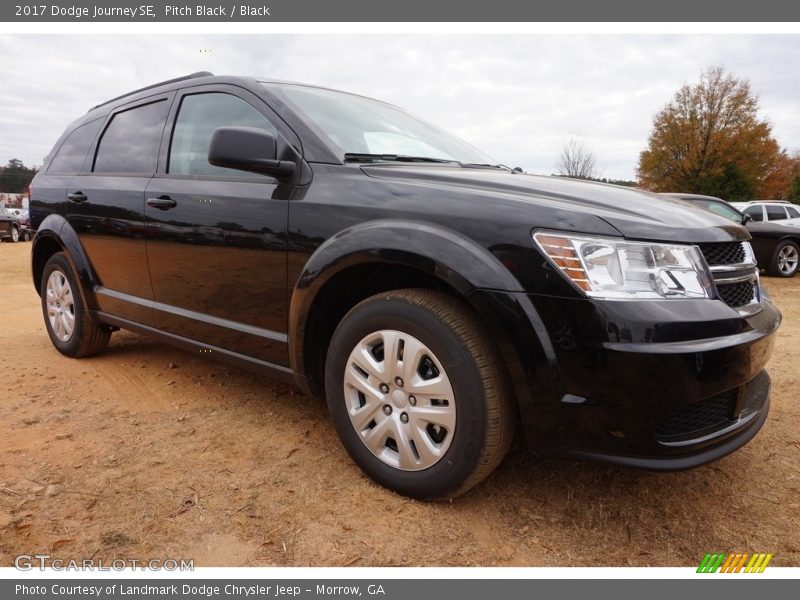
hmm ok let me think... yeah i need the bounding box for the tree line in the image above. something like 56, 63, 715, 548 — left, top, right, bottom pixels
556, 67, 800, 203
0, 159, 38, 194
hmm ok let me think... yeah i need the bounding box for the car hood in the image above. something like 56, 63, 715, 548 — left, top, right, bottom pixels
361, 165, 750, 243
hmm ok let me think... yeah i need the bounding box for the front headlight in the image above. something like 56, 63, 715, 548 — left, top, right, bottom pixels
533, 231, 713, 299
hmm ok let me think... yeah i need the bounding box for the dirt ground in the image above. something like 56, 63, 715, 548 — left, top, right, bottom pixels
1, 241, 798, 567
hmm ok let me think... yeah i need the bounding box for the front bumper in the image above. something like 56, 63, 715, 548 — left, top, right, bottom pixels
472, 290, 781, 469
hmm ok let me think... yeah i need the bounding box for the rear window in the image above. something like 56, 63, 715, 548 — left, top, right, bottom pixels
94, 100, 169, 174
47, 119, 103, 175
787, 206, 800, 219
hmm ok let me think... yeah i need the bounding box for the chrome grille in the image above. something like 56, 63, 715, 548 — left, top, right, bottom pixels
697, 241, 760, 314
717, 280, 755, 308
699, 242, 746, 266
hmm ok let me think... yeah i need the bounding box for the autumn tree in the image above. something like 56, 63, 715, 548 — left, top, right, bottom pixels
637, 67, 786, 200
556, 138, 598, 180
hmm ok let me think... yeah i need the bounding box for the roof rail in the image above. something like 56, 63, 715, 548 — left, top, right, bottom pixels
89, 71, 215, 111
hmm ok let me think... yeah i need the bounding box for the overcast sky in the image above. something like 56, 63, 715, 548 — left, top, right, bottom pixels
0, 34, 798, 180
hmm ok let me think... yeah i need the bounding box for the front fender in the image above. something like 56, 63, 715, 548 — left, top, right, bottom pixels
32, 214, 100, 310
289, 219, 532, 374
295, 218, 525, 292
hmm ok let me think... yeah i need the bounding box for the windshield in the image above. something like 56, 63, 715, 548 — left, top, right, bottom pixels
689, 199, 743, 222
264, 83, 497, 165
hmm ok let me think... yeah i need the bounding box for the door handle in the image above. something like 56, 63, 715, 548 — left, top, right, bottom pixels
147, 195, 177, 210
67, 192, 87, 203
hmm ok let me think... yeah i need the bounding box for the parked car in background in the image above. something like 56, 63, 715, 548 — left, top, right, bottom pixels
663, 194, 800, 277
731, 200, 800, 228
0, 207, 24, 242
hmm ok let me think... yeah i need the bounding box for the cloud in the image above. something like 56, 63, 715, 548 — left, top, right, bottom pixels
0, 34, 798, 179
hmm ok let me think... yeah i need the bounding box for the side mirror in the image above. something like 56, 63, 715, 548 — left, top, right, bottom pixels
208, 126, 296, 178
741, 212, 752, 225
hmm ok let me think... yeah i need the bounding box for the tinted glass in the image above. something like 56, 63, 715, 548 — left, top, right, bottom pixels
169, 93, 277, 177
786, 206, 800, 219
48, 119, 103, 175
94, 100, 168, 174
743, 206, 764, 222
766, 205, 787, 221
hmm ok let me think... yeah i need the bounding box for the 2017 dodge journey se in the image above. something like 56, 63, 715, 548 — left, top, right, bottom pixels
30, 72, 781, 499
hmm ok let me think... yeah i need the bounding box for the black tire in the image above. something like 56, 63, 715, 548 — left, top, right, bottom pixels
40, 252, 111, 357
767, 240, 800, 277
325, 288, 514, 500
22, 230, 31, 242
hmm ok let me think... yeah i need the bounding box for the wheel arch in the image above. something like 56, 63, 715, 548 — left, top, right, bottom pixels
31, 214, 100, 310
287, 220, 547, 416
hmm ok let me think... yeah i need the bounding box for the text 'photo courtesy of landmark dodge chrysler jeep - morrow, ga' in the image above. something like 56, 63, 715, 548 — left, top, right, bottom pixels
30, 72, 781, 499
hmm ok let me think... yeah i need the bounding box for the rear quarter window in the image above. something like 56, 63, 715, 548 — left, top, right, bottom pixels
47, 119, 103, 175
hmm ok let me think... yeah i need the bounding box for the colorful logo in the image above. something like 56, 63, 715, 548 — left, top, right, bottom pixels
697, 553, 773, 573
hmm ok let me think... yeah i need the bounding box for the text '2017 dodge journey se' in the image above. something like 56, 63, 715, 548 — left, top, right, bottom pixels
30, 72, 781, 499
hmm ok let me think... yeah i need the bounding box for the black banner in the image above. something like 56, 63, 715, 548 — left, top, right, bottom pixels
3, 0, 800, 22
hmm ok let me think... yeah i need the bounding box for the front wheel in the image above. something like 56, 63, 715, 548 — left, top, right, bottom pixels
768, 240, 800, 277
325, 289, 514, 499
9, 226, 19, 243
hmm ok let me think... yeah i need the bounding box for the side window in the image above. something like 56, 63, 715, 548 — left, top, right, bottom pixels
47, 119, 103, 175
94, 100, 169, 174
766, 205, 787, 221
169, 93, 278, 177
744, 206, 764, 222
786, 206, 800, 219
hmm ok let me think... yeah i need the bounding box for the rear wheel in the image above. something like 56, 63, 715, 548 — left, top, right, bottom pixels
768, 240, 800, 277
41, 252, 111, 357
324, 289, 514, 499
21, 230, 31, 242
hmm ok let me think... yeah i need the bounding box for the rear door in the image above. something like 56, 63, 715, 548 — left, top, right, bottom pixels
144, 85, 297, 367
67, 95, 173, 324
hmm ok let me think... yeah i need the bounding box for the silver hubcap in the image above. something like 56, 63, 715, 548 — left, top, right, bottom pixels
778, 245, 798, 274
45, 270, 76, 342
11, 228, 18, 242
343, 329, 456, 471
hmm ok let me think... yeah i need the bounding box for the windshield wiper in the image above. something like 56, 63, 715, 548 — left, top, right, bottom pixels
344, 154, 508, 170
344, 153, 462, 164
460, 162, 509, 170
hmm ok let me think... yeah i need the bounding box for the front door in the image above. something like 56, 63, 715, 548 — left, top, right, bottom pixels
144, 89, 292, 367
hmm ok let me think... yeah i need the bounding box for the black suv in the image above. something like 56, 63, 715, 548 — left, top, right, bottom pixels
30, 73, 781, 499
